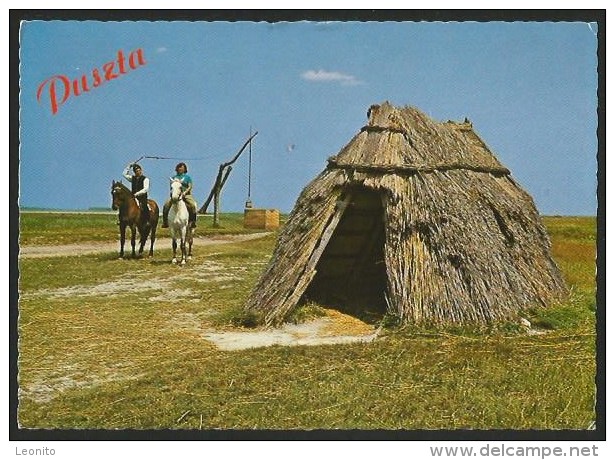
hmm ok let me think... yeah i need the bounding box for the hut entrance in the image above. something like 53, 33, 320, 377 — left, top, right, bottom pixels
303, 186, 388, 322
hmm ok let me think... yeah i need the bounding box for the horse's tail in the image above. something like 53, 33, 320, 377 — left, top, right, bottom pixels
147, 200, 160, 226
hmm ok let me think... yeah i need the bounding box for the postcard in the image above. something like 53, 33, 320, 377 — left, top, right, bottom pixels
12, 11, 603, 449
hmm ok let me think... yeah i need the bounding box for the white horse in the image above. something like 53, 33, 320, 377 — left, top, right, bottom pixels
168, 178, 193, 265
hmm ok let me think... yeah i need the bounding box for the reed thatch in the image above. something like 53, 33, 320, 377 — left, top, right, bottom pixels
244, 102, 567, 326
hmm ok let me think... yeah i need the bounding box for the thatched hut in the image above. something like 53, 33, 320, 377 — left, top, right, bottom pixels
244, 102, 567, 326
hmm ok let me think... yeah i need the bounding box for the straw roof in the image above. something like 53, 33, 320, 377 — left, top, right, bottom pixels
244, 102, 567, 326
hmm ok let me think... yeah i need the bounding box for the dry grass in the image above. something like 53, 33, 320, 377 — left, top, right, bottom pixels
319, 309, 376, 337
16, 213, 596, 430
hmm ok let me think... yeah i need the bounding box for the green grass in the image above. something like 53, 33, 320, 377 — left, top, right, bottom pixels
535, 216, 597, 332
19, 212, 119, 245
16, 214, 597, 430
19, 211, 278, 246
543, 216, 596, 243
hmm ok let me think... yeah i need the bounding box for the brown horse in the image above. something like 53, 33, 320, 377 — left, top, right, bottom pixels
111, 180, 159, 259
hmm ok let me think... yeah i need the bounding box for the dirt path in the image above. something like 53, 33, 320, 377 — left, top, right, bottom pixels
18, 232, 271, 259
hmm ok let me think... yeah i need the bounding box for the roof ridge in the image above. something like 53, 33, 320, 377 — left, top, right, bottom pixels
327, 157, 510, 175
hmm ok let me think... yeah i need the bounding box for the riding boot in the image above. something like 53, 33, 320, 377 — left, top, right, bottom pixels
189, 210, 197, 228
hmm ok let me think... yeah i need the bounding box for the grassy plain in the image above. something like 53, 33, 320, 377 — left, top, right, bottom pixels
16, 214, 597, 431
18, 211, 265, 246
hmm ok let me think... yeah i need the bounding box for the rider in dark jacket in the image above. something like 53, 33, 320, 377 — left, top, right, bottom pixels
123, 163, 150, 221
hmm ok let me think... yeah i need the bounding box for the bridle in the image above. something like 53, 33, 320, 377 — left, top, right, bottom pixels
112, 185, 132, 211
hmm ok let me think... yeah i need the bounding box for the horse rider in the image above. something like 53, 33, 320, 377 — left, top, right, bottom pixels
162, 162, 198, 228
123, 162, 150, 222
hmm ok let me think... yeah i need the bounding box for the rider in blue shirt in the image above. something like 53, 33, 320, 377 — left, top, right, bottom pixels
162, 162, 198, 228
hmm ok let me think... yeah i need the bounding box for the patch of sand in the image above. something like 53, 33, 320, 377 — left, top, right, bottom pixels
20, 362, 144, 404
203, 310, 380, 351
23, 259, 246, 301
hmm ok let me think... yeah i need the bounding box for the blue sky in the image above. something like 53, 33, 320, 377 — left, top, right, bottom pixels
19, 20, 598, 215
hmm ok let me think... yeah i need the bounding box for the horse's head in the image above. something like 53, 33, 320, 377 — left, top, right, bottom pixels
169, 178, 183, 203
111, 180, 128, 210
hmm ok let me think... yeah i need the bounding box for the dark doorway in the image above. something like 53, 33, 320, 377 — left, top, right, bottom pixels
303, 186, 388, 322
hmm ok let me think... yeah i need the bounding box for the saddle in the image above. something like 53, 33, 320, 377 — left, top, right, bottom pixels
134, 197, 154, 214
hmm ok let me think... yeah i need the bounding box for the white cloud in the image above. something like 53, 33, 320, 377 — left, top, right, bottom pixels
301, 69, 362, 85
156, 47, 168, 53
